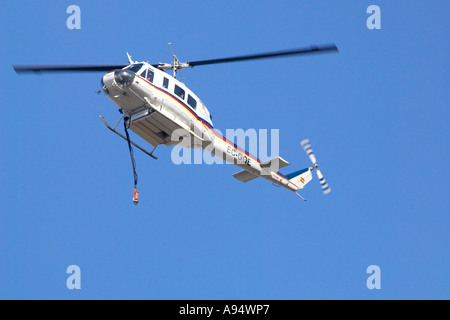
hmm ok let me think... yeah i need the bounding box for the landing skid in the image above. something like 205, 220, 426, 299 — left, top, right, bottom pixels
99, 115, 158, 160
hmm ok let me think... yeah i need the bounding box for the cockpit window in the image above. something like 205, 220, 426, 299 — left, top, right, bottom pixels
138, 68, 154, 83
126, 63, 143, 73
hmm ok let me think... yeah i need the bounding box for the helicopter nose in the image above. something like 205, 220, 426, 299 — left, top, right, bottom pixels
114, 69, 135, 87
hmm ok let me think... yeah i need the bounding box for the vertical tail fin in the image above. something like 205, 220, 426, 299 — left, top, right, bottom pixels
285, 167, 313, 190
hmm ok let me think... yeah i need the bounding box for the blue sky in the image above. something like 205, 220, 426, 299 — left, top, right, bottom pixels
0, 1, 449, 299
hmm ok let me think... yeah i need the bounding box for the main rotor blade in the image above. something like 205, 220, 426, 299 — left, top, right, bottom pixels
187, 44, 338, 67
13, 65, 128, 73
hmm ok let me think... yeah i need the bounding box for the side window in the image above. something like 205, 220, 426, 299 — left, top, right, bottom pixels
174, 85, 185, 100
187, 95, 197, 110
146, 69, 154, 83
139, 69, 147, 79
163, 77, 169, 89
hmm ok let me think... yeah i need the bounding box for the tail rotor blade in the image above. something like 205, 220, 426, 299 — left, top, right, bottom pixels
316, 168, 331, 195
301, 138, 331, 195
300, 139, 317, 165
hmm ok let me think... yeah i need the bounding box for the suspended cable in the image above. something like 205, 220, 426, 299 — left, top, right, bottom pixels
123, 116, 139, 205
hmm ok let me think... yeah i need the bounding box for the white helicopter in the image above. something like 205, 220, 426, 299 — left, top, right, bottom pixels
14, 44, 337, 204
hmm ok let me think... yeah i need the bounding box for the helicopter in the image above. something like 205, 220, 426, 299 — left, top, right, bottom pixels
14, 44, 337, 204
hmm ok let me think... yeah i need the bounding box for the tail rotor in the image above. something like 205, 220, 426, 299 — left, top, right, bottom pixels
300, 139, 331, 195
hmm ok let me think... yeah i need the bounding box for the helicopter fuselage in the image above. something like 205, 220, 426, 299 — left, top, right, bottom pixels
101, 62, 305, 192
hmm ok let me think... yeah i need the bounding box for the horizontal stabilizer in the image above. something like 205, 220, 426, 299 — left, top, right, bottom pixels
260, 156, 290, 170
233, 170, 259, 183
